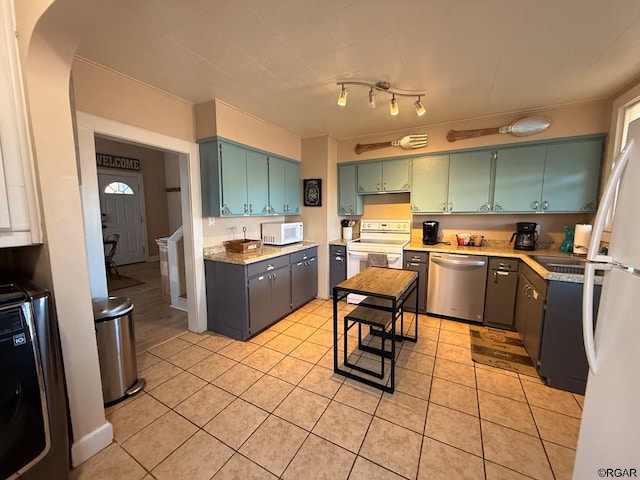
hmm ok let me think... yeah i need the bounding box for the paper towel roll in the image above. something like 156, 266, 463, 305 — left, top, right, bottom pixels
574, 224, 592, 255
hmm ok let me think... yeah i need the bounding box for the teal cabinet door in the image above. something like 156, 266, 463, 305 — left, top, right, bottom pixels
448, 151, 492, 212
357, 162, 382, 193
382, 158, 410, 192
268, 156, 286, 214
246, 150, 269, 215
494, 146, 546, 212
285, 161, 301, 214
338, 164, 363, 215
410, 155, 449, 213
220, 142, 248, 215
541, 139, 603, 212
268, 157, 300, 215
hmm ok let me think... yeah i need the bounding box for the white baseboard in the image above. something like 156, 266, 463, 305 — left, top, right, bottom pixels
70, 421, 114, 467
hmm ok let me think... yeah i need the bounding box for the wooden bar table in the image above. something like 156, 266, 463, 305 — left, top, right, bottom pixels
332, 267, 418, 393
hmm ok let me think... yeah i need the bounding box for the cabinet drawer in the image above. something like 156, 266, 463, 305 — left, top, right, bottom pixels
290, 247, 317, 263
403, 250, 428, 263
489, 257, 519, 271
247, 255, 290, 277
330, 245, 346, 256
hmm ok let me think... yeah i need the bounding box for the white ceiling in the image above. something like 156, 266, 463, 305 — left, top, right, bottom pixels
76, 0, 640, 139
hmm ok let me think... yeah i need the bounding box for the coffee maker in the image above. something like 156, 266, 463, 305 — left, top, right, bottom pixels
422, 221, 439, 245
510, 222, 538, 250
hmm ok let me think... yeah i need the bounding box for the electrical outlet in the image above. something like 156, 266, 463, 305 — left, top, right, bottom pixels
208, 217, 216, 226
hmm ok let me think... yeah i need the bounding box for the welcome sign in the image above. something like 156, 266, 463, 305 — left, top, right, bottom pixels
96, 153, 140, 171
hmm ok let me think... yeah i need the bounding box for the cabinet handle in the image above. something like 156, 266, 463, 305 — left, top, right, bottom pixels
244, 203, 248, 213
383, 182, 386, 190
493, 271, 498, 283
350, 205, 354, 213
493, 202, 503, 212
411, 256, 421, 261
441, 202, 446, 212
336, 256, 343, 262
542, 200, 549, 211
249, 204, 253, 213
377, 183, 380, 191
266, 264, 274, 271
532, 200, 539, 211
448, 202, 453, 211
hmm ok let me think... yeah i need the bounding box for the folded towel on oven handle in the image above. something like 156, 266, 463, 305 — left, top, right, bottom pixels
367, 253, 389, 268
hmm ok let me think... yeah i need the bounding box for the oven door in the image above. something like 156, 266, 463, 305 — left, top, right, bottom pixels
346, 250, 402, 303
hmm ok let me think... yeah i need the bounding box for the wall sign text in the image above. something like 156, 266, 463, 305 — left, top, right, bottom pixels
96, 153, 140, 171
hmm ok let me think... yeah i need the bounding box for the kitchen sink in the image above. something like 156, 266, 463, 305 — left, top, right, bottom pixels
530, 255, 602, 276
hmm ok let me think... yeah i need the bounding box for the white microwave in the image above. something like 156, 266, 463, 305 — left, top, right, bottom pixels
261, 221, 303, 245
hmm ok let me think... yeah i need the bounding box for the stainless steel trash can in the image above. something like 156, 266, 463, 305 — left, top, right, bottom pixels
93, 297, 145, 406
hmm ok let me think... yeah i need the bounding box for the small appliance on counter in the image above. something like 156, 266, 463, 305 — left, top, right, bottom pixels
422, 221, 439, 245
261, 221, 303, 245
510, 222, 538, 250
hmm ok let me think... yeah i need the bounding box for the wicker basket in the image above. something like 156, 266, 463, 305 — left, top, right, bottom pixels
223, 239, 263, 253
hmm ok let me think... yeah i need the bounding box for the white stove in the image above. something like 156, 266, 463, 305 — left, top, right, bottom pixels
346, 219, 411, 302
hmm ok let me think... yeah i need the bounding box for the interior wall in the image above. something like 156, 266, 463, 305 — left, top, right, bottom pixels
337, 101, 609, 162
94, 137, 170, 257
300, 135, 336, 298
15, 0, 128, 467
71, 57, 194, 141
164, 151, 182, 234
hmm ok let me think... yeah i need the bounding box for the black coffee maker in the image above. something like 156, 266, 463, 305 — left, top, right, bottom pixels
423, 221, 439, 245
510, 222, 538, 250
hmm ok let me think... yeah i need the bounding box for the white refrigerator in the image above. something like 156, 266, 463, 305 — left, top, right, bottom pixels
574, 118, 640, 479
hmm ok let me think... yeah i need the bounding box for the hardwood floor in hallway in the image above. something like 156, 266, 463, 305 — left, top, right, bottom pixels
109, 260, 188, 353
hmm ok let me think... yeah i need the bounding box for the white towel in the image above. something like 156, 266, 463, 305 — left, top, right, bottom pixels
368, 253, 389, 267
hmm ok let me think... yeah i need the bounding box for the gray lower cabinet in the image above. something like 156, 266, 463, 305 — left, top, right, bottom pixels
403, 250, 427, 313
248, 262, 291, 334
484, 258, 519, 329
291, 248, 318, 310
205, 247, 317, 340
329, 245, 347, 296
538, 280, 602, 394
514, 263, 547, 367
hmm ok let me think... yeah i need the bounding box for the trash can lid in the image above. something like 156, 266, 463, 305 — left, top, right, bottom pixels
92, 296, 133, 320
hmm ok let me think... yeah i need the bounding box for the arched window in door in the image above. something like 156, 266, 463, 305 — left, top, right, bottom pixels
104, 181, 134, 195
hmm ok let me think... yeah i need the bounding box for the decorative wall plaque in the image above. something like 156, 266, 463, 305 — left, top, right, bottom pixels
303, 178, 321, 207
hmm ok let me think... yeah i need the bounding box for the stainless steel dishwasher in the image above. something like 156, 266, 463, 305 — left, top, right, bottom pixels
427, 253, 488, 322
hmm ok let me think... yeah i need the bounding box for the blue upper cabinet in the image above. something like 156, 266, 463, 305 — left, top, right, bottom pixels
540, 139, 603, 212
411, 155, 449, 213
448, 150, 492, 212
269, 156, 301, 215
356, 158, 410, 193
338, 163, 363, 215
199, 138, 298, 217
494, 145, 547, 212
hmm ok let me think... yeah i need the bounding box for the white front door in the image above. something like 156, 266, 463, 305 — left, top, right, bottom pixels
98, 171, 145, 265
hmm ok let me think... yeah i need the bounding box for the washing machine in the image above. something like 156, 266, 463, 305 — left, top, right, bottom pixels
0, 281, 69, 480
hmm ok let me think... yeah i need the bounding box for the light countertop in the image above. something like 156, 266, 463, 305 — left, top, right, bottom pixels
404, 240, 597, 284
204, 241, 318, 265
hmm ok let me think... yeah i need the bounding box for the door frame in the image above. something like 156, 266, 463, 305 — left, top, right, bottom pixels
97, 168, 149, 264
76, 111, 205, 333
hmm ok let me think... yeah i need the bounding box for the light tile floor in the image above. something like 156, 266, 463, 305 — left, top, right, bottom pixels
71, 299, 583, 480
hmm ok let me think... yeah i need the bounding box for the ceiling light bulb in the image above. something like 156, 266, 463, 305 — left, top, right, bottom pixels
390, 95, 399, 116
369, 88, 376, 109
337, 85, 348, 107
414, 98, 426, 117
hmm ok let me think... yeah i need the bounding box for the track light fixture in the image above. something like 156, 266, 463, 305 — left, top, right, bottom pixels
337, 84, 348, 107
336, 80, 427, 117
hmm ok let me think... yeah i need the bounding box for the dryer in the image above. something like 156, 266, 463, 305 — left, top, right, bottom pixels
0, 281, 69, 480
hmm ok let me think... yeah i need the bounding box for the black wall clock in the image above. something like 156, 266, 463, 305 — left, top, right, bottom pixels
303, 178, 322, 207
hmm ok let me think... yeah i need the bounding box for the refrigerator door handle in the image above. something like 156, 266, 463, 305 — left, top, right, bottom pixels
582, 262, 613, 374
588, 139, 635, 263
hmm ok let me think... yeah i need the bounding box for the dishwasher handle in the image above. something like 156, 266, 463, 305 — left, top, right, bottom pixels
431, 255, 487, 268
